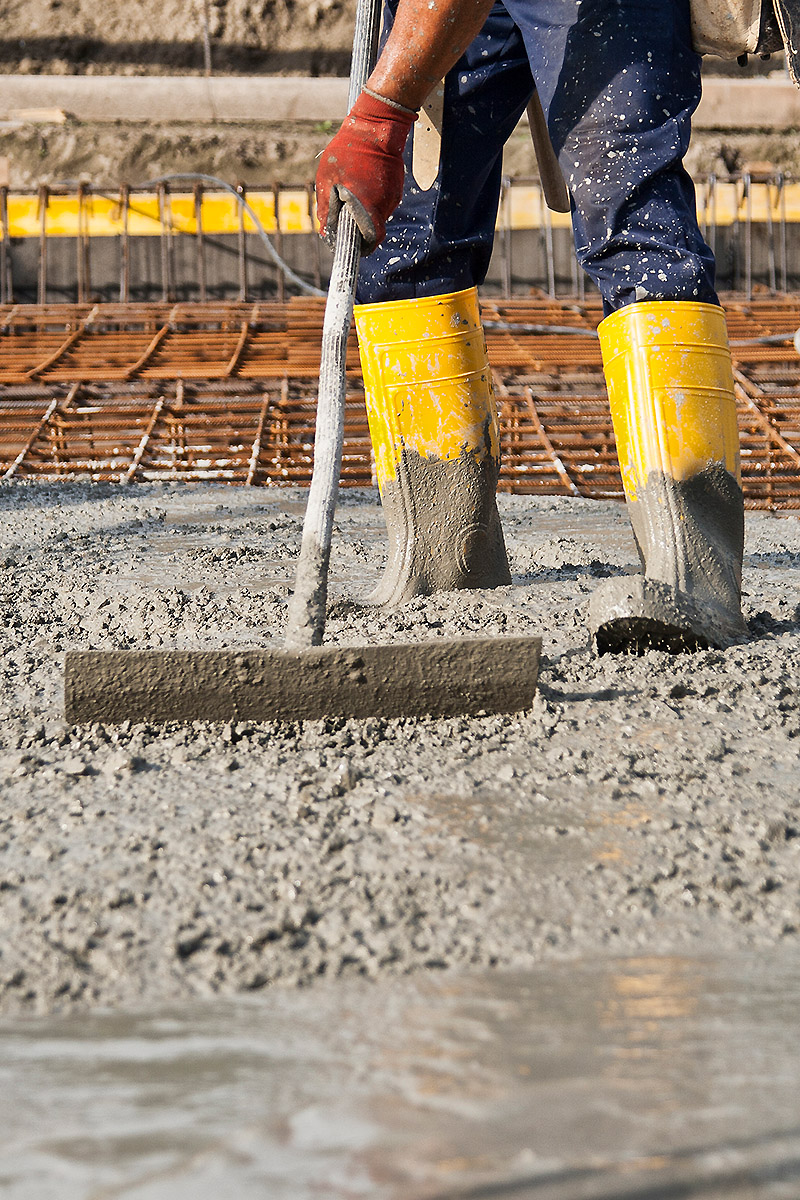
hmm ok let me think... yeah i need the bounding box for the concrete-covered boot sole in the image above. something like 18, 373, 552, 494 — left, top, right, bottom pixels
595, 300, 748, 656
589, 575, 748, 654
364, 447, 510, 608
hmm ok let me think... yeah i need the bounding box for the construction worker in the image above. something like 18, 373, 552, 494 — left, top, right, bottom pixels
316, 0, 748, 652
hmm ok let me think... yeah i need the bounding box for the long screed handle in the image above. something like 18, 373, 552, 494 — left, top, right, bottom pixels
284, 0, 382, 650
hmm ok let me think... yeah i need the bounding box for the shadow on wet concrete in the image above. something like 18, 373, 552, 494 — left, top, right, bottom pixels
536, 679, 634, 703
3, 953, 800, 1198
433, 1130, 800, 1198
744, 551, 800, 569
511, 561, 623, 584
746, 608, 800, 639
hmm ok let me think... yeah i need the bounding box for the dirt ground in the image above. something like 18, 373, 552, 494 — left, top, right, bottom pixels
6, 120, 799, 192
0, 0, 797, 186
1, 0, 783, 77
2, 120, 343, 189
3, 0, 356, 76
0, 481, 798, 1016
1, 0, 788, 76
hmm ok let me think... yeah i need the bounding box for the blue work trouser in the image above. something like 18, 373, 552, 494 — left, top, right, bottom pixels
357, 0, 717, 312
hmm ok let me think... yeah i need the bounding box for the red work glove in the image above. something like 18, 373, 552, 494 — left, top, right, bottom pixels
316, 88, 417, 255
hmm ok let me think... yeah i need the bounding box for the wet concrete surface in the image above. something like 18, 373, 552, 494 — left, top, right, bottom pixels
1, 482, 800, 1020
0, 477, 796, 1003
2, 952, 800, 1198
2, 481, 800, 1195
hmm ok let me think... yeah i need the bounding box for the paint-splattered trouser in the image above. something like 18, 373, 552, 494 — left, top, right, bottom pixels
356, 0, 716, 312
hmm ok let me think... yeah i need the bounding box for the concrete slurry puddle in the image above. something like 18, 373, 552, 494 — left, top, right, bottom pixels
2, 952, 800, 1199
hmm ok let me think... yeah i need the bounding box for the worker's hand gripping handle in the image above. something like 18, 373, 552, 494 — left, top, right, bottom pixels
316, 89, 417, 255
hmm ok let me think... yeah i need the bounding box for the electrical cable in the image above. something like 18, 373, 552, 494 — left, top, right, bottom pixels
139, 172, 326, 297
483, 320, 800, 350
483, 320, 598, 336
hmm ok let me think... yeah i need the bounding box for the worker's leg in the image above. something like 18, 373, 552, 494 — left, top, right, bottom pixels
506, 0, 745, 648
507, 0, 715, 311
358, 0, 534, 303
354, 3, 532, 604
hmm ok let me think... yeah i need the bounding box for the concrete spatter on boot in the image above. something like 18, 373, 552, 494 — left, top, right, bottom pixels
366, 367, 499, 492
628, 464, 744, 610
589, 463, 748, 654
366, 443, 510, 608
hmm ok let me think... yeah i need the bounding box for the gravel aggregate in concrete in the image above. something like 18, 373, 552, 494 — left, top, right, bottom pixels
0, 481, 799, 1014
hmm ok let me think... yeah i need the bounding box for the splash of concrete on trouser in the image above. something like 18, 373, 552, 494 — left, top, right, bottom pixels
359, 0, 714, 312
589, 464, 747, 652
368, 445, 511, 606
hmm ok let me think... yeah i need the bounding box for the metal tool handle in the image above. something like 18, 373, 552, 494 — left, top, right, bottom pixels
527, 91, 570, 215
284, 211, 360, 648
284, 0, 382, 649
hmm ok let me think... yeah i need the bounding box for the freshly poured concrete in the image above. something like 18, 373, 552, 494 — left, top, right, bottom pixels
1, 482, 800, 1017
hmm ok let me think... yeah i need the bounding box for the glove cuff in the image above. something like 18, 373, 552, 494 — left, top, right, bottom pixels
362, 86, 419, 118
349, 89, 419, 132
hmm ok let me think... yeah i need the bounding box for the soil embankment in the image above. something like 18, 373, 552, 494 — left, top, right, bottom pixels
3, 0, 355, 76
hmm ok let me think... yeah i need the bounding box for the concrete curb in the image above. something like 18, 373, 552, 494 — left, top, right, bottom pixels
0, 75, 351, 124
0, 74, 798, 128
696, 77, 800, 128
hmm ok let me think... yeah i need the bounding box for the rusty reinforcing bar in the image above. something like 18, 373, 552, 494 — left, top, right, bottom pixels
0, 292, 799, 509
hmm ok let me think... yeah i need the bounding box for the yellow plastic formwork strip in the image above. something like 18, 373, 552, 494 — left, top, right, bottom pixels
696, 181, 800, 227
0, 190, 308, 239
506, 186, 572, 231
504, 181, 800, 230
3, 182, 800, 239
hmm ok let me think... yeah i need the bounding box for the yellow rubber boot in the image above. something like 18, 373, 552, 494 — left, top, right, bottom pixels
355, 286, 510, 605
590, 300, 747, 652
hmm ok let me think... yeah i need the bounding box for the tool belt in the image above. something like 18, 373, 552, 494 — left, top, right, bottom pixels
691, 0, 799, 84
